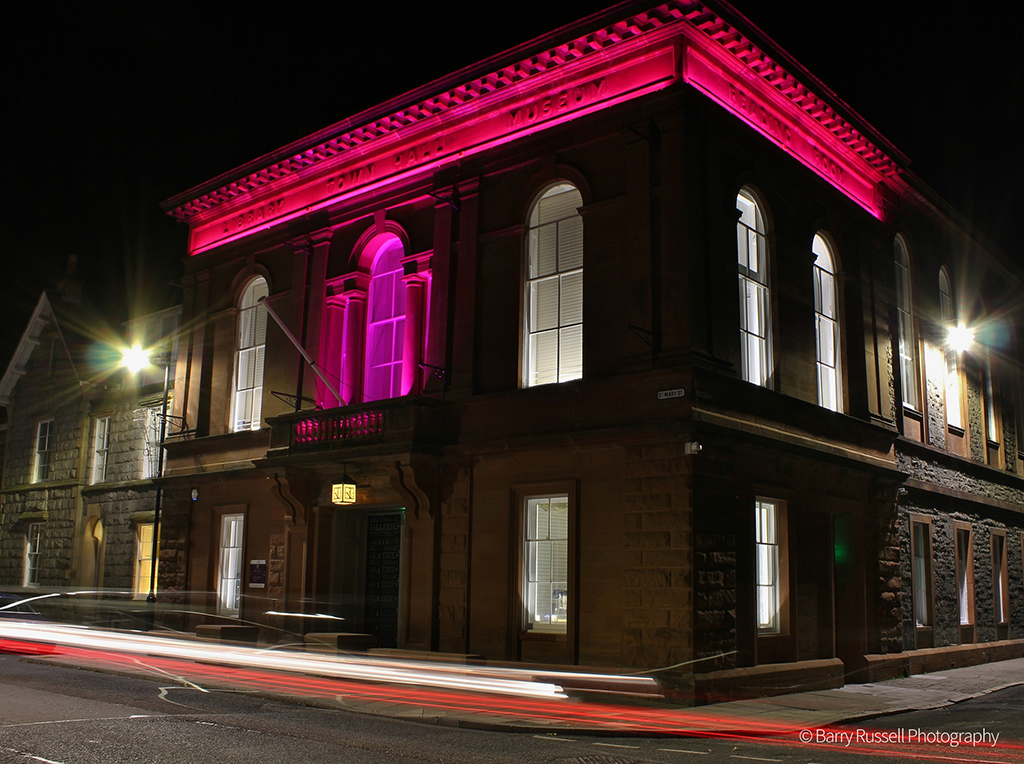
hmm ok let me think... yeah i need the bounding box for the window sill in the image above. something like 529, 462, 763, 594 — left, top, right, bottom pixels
520, 630, 566, 642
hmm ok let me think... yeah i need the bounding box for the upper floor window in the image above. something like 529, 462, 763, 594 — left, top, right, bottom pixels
737, 188, 772, 387
92, 416, 110, 484
939, 268, 963, 430
364, 238, 407, 402
34, 421, 52, 483
812, 233, 841, 411
894, 235, 919, 410
524, 183, 583, 388
141, 406, 162, 479
233, 277, 268, 432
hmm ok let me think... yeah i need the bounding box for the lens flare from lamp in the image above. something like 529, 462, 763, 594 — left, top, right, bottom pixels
121, 345, 151, 373
947, 324, 974, 353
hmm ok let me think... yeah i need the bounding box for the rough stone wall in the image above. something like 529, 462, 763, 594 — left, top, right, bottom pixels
622, 441, 693, 670
693, 528, 735, 670
1009, 529, 1024, 636
438, 466, 470, 654
1002, 408, 1018, 475
899, 505, 1023, 648
0, 322, 84, 588
874, 493, 903, 654
966, 364, 985, 461
154, 486, 191, 633
896, 452, 1024, 507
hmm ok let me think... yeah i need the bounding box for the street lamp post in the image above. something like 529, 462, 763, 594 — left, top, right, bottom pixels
121, 344, 170, 628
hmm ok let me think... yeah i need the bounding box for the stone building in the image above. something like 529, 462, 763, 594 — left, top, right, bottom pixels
155, 0, 1022, 697
0, 287, 179, 612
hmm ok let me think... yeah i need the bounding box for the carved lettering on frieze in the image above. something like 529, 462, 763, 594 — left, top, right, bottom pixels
727, 84, 793, 146
325, 163, 376, 196
810, 145, 845, 185
394, 137, 445, 171
508, 78, 608, 130
225, 199, 285, 234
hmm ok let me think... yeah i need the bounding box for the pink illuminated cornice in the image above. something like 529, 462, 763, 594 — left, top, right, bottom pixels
165, 1, 906, 245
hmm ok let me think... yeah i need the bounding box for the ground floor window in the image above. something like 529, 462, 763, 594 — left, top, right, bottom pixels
755, 499, 786, 634
911, 519, 933, 627
134, 523, 157, 600
218, 514, 245, 617
992, 532, 1009, 626
24, 523, 42, 587
523, 495, 569, 633
955, 526, 975, 628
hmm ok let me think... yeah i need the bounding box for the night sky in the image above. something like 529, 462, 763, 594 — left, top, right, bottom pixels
4, 1, 1022, 367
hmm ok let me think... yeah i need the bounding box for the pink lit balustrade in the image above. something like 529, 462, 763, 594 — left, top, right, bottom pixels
294, 409, 385, 445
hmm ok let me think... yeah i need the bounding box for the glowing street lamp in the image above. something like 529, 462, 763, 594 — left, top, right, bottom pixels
947, 323, 974, 354
121, 344, 151, 373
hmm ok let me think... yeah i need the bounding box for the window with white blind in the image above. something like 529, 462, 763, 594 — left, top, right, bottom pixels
34, 421, 52, 483
755, 498, 786, 634
523, 495, 569, 632
218, 513, 245, 617
24, 523, 42, 587
233, 277, 268, 432
812, 233, 841, 411
92, 416, 110, 484
737, 189, 772, 387
524, 184, 583, 388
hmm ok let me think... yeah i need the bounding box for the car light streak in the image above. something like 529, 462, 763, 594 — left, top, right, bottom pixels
0, 621, 566, 699
2, 622, 1020, 762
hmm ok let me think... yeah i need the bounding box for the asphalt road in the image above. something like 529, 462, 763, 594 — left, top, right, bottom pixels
0, 655, 1019, 764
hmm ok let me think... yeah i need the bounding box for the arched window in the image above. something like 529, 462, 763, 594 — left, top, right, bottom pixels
813, 233, 841, 412
939, 267, 963, 429
894, 235, 919, 409
233, 276, 268, 432
737, 188, 772, 387
364, 238, 407, 402
524, 183, 583, 387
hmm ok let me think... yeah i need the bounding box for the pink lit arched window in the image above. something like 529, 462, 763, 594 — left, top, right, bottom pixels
364, 239, 407, 402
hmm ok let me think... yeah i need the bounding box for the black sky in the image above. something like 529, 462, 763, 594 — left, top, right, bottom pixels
3, 1, 1022, 366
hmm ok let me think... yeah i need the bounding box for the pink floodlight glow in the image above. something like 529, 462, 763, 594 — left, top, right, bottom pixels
683, 46, 885, 220
187, 45, 677, 255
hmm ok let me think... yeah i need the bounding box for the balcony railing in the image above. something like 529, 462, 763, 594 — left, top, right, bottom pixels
294, 408, 385, 445
268, 397, 446, 456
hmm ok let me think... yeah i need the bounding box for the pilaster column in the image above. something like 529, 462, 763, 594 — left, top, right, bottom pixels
321, 294, 347, 408
341, 276, 368, 405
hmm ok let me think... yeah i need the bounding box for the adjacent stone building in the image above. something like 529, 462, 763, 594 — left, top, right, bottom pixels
0, 287, 179, 615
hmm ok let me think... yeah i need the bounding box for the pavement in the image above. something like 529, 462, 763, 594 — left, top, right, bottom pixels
24, 646, 1024, 736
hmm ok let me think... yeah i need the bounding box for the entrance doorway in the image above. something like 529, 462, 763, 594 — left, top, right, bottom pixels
332, 507, 405, 648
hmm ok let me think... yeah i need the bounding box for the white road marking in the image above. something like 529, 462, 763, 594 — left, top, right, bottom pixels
0, 716, 157, 729
1, 748, 68, 764
533, 735, 576, 742
659, 748, 711, 755
594, 742, 641, 749
730, 756, 782, 762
